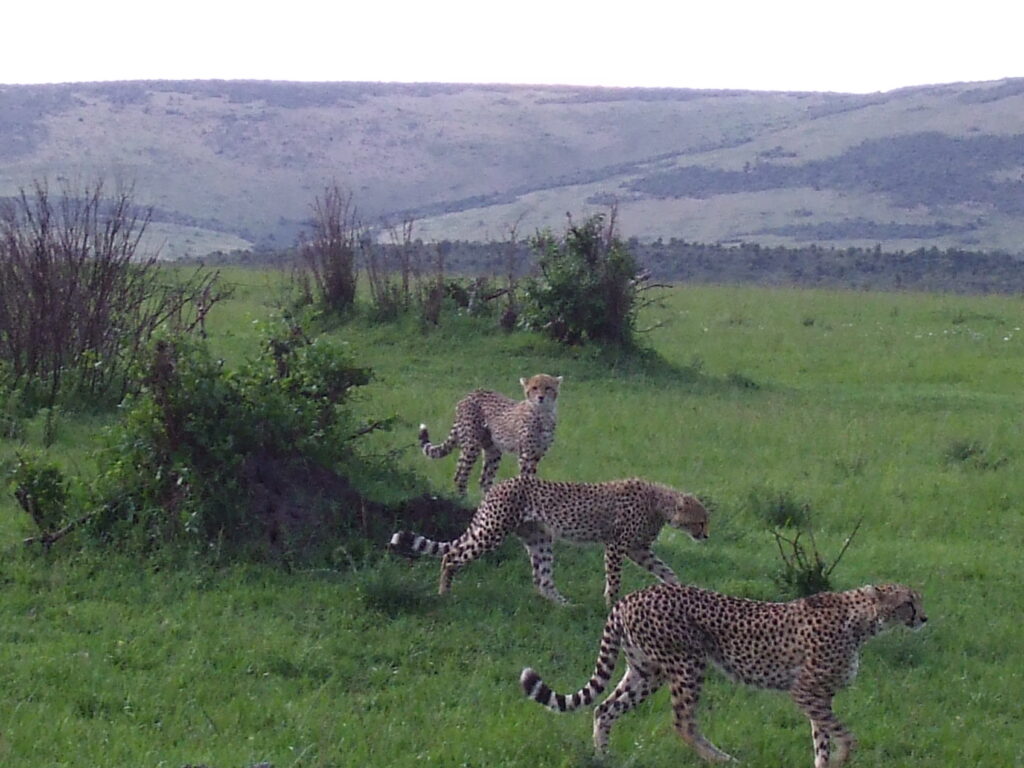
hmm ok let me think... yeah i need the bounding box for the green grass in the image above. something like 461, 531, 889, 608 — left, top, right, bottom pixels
2, 277, 1023, 766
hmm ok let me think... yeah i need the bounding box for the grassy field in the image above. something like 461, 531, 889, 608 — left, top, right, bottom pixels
2, 270, 1023, 767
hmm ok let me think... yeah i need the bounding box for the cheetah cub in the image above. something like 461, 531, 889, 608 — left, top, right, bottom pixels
521, 582, 926, 767
390, 474, 709, 605
419, 373, 561, 496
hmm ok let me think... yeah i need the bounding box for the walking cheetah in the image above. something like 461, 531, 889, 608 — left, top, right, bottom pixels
389, 474, 709, 605
520, 582, 926, 767
419, 374, 562, 496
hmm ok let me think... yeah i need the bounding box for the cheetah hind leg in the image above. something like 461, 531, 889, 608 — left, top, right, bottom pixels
592, 665, 659, 752
452, 444, 481, 497
517, 523, 571, 605
669, 659, 734, 763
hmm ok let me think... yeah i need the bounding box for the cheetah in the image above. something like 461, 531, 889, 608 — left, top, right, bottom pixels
389, 474, 709, 605
419, 374, 562, 497
520, 581, 926, 767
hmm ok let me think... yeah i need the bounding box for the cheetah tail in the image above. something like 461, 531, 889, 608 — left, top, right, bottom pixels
388, 531, 452, 557
520, 606, 623, 713
419, 423, 457, 458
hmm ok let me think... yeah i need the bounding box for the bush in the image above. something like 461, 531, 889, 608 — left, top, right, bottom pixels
86, 320, 387, 558
522, 212, 646, 346
9, 452, 69, 535
747, 486, 810, 529
748, 485, 863, 597
0, 179, 225, 409
769, 515, 863, 598
295, 184, 360, 315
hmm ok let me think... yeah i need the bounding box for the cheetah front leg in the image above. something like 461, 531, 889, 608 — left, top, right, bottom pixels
627, 546, 681, 586
516, 449, 541, 477
479, 443, 503, 495
791, 686, 855, 768
517, 523, 571, 605
603, 546, 625, 606
667, 656, 734, 763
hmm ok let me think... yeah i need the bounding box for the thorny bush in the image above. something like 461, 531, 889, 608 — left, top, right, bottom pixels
0, 179, 225, 409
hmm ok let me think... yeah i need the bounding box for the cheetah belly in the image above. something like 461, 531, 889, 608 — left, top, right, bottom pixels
708, 635, 802, 690
541, 517, 612, 544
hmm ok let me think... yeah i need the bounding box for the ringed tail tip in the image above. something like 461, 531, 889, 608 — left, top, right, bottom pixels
520, 667, 542, 696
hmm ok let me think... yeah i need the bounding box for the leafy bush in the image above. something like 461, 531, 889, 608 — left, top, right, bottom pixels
747, 486, 810, 529
9, 452, 69, 535
0, 381, 26, 440
86, 320, 386, 557
522, 212, 646, 346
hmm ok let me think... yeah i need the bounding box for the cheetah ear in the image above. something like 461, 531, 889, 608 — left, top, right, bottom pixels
863, 585, 880, 600
520, 377, 528, 387
556, 376, 563, 385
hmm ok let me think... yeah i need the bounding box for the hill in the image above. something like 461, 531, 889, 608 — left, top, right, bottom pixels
2, 78, 1024, 257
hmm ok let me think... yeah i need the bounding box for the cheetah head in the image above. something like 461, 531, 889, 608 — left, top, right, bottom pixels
667, 492, 709, 541
520, 374, 562, 410
870, 583, 927, 632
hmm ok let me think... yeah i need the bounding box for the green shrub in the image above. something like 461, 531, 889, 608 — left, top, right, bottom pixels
0, 381, 26, 440
747, 486, 810, 529
944, 437, 1007, 470
87, 321, 385, 558
522, 212, 645, 346
8, 452, 69, 534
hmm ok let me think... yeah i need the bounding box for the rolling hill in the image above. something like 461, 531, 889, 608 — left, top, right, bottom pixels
2, 77, 1023, 258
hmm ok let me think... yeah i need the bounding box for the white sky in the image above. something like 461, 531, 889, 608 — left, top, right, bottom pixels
2, 0, 1020, 93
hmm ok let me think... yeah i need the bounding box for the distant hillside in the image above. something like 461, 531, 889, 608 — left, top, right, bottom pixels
2, 78, 1023, 258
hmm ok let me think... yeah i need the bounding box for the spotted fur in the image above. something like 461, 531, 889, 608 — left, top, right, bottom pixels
521, 582, 926, 767
390, 474, 708, 605
419, 374, 561, 496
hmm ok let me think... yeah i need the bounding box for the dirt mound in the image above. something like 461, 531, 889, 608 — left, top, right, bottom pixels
242, 451, 472, 558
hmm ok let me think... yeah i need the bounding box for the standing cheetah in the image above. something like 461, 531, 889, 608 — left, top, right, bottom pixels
520, 582, 926, 767
390, 474, 709, 605
419, 374, 562, 496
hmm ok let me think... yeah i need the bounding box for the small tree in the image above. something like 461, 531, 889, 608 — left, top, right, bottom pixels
522, 210, 647, 346
364, 218, 423, 320
297, 184, 360, 315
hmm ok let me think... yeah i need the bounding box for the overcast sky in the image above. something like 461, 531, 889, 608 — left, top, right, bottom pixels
2, 0, 1019, 93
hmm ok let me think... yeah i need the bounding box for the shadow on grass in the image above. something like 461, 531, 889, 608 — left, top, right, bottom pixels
356, 561, 439, 618
522, 339, 767, 396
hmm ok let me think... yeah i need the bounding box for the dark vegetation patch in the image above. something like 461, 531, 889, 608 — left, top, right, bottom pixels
627, 131, 1024, 214
241, 451, 472, 562
957, 78, 1024, 104
202, 237, 1024, 296
943, 438, 1008, 471
758, 217, 979, 241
